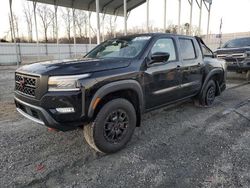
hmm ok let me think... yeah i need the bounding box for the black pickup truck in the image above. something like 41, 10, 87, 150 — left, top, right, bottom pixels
215, 37, 250, 77
14, 33, 226, 153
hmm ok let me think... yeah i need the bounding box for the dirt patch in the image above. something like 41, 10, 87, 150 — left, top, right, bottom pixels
0, 101, 19, 121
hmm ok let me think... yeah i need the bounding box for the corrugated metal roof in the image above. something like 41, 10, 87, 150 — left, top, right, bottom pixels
29, 0, 146, 16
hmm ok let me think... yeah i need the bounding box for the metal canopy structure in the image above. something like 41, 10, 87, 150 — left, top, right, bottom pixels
23, 0, 146, 62
28, 0, 146, 16
9, 0, 213, 66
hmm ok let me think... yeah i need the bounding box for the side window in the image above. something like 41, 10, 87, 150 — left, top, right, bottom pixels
201, 45, 213, 57
151, 38, 176, 61
179, 38, 196, 60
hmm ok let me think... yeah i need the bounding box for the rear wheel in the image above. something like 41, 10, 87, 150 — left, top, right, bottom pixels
84, 98, 136, 153
199, 80, 216, 106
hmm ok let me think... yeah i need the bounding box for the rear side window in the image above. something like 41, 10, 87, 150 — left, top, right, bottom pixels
179, 38, 196, 60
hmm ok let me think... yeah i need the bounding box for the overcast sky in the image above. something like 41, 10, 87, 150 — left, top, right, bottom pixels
0, 0, 250, 39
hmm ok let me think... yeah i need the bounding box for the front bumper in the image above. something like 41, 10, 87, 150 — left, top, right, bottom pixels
226, 59, 250, 71
14, 89, 87, 131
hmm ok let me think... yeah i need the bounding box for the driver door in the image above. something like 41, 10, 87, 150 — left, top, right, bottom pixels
144, 37, 182, 109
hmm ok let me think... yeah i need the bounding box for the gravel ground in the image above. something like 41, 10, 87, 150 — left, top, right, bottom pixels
0, 66, 249, 188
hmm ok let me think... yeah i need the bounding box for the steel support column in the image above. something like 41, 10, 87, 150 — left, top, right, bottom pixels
88, 11, 92, 44
198, 0, 203, 35
54, 3, 59, 59
206, 3, 211, 36
9, 0, 19, 66
96, 0, 101, 44
146, 0, 149, 32
114, 13, 118, 38
163, 0, 167, 32
102, 14, 106, 42
178, 0, 181, 34
33, 2, 40, 61
189, 0, 193, 35
72, 8, 77, 58
124, 0, 127, 35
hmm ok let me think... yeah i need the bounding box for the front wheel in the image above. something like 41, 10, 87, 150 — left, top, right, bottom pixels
199, 80, 216, 106
246, 70, 250, 81
84, 98, 137, 154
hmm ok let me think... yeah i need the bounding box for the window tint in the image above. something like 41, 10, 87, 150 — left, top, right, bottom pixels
179, 39, 196, 60
202, 45, 213, 57
151, 38, 176, 61
223, 38, 250, 48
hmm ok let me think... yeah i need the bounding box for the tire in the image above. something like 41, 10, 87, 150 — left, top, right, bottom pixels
246, 70, 250, 81
84, 98, 137, 154
199, 80, 216, 106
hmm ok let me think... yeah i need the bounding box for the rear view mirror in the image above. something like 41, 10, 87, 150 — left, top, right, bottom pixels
150, 52, 170, 65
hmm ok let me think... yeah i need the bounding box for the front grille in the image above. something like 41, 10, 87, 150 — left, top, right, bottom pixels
15, 73, 38, 97
217, 53, 246, 59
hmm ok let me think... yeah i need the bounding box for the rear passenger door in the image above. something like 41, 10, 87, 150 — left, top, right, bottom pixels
178, 37, 203, 97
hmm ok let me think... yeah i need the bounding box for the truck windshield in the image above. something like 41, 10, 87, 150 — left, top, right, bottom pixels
223, 38, 250, 48
86, 36, 151, 59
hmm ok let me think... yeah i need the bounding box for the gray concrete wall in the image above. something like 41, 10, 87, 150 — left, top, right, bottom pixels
0, 43, 96, 65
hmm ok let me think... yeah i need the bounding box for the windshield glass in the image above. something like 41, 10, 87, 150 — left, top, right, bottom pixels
86, 36, 151, 59
223, 38, 250, 48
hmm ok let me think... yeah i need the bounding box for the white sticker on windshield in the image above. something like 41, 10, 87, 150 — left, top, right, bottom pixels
133, 36, 151, 41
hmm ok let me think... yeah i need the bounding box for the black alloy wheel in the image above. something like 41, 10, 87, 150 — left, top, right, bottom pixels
206, 85, 216, 106
104, 109, 129, 143
199, 79, 217, 106
84, 98, 136, 153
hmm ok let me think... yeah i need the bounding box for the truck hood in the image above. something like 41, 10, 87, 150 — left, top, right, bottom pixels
17, 58, 131, 76
215, 47, 250, 54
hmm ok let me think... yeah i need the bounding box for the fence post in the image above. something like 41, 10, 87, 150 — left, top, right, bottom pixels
69, 44, 71, 58
18, 43, 21, 63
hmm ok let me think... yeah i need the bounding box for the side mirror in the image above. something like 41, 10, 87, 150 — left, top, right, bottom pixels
149, 52, 170, 65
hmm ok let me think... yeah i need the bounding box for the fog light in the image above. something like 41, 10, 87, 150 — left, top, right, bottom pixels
55, 107, 75, 113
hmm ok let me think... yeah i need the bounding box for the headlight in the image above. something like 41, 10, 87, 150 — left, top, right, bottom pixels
48, 74, 90, 91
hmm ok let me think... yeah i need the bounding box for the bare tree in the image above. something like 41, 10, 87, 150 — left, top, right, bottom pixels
166, 24, 178, 34
61, 8, 72, 41
51, 11, 56, 41
8, 14, 14, 42
165, 23, 199, 36
23, 2, 33, 42
8, 13, 20, 42
13, 14, 20, 40
50, 6, 60, 42
2, 30, 11, 42
184, 23, 190, 35
75, 10, 88, 38
37, 5, 53, 42
190, 26, 200, 36
105, 15, 116, 38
